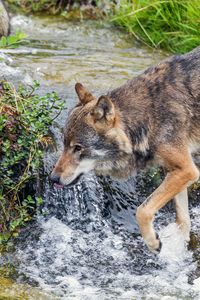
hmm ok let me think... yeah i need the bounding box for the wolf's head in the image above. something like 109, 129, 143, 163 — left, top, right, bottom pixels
51, 83, 133, 187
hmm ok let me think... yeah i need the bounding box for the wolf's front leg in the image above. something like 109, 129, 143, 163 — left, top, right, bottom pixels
136, 146, 199, 253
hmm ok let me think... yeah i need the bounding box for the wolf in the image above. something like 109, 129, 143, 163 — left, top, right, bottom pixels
51, 46, 200, 253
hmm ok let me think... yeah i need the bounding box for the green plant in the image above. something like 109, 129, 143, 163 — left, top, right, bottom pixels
0, 32, 27, 48
112, 0, 200, 53
0, 81, 65, 246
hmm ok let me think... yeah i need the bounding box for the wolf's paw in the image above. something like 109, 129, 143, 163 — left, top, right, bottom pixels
146, 232, 162, 254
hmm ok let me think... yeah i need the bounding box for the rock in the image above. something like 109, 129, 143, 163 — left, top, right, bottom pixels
0, 0, 10, 36
0, 59, 33, 84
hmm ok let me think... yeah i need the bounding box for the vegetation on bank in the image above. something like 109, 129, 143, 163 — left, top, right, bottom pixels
0, 81, 64, 247
6, 0, 72, 14
5, 0, 114, 17
112, 0, 200, 53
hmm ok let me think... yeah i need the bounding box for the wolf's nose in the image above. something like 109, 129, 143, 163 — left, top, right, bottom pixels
50, 173, 61, 184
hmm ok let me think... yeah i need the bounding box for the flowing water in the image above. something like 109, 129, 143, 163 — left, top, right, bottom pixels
1, 14, 200, 300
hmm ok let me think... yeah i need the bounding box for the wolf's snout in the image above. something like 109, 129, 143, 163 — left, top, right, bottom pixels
50, 172, 60, 183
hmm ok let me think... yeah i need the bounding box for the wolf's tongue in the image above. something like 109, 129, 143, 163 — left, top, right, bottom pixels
54, 183, 64, 189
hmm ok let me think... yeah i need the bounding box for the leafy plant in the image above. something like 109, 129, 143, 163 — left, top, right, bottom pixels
0, 80, 65, 246
0, 31, 27, 48
112, 0, 200, 53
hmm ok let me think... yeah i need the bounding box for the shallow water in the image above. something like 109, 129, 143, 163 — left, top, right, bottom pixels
1, 14, 200, 300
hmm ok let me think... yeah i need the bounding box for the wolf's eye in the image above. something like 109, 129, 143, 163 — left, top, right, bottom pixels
73, 144, 82, 153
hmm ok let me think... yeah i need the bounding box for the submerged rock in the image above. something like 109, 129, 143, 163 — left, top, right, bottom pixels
0, 58, 32, 83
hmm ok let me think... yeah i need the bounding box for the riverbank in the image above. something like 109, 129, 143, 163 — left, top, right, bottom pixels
5, 0, 114, 20
5, 0, 200, 53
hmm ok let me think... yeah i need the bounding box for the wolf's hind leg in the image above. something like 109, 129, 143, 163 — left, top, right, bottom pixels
174, 188, 190, 242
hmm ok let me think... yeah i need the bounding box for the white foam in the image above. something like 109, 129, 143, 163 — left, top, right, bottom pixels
159, 223, 188, 262
16, 215, 200, 299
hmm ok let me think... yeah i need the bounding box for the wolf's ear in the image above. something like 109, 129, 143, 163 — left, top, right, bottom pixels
92, 96, 115, 122
75, 83, 95, 105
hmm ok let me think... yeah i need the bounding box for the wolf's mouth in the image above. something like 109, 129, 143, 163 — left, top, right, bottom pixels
53, 173, 84, 189
54, 183, 64, 189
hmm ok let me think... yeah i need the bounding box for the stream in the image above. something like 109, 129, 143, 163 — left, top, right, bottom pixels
1, 14, 200, 300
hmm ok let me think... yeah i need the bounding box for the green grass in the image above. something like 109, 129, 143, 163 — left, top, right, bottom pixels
112, 0, 200, 53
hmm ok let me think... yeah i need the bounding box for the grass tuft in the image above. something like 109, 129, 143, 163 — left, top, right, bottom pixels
112, 0, 200, 53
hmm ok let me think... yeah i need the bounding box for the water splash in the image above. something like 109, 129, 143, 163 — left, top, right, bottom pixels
11, 177, 200, 300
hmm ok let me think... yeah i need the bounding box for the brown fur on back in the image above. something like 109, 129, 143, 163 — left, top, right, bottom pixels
106, 47, 200, 167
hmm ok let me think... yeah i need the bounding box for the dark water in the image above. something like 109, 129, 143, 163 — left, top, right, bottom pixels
1, 14, 200, 300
